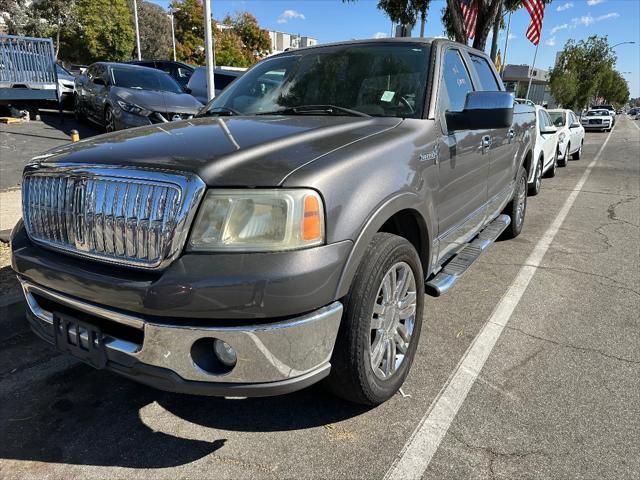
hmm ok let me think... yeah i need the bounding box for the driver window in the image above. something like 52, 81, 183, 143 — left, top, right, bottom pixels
440, 50, 473, 113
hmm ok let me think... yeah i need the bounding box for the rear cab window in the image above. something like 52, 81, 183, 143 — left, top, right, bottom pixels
469, 53, 500, 91
440, 49, 474, 113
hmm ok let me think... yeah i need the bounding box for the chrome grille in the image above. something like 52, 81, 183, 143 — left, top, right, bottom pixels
22, 166, 206, 269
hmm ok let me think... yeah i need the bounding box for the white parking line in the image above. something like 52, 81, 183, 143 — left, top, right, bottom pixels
384, 126, 616, 480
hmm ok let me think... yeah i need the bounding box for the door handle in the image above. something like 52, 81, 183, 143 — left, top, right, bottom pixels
481, 135, 492, 153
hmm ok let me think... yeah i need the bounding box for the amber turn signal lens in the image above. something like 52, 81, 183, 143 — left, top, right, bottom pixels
303, 195, 322, 241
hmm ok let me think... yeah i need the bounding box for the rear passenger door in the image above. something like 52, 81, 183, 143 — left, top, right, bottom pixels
436, 48, 490, 260
468, 53, 514, 219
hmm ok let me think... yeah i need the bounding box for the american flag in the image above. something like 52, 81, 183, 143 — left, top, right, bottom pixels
523, 0, 545, 45
459, 0, 478, 40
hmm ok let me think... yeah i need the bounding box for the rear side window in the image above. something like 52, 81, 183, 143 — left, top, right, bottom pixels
441, 49, 473, 113
469, 54, 500, 91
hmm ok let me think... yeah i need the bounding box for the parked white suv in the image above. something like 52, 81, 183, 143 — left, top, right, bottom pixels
529, 106, 559, 196
548, 109, 585, 166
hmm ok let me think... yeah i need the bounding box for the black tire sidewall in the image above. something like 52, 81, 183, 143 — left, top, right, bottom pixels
329, 233, 424, 405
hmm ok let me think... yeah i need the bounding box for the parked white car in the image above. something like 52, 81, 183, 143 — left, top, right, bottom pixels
547, 108, 585, 166
581, 109, 614, 132
528, 106, 559, 196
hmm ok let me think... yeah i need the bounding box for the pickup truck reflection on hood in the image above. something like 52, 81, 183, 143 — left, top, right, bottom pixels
74, 62, 204, 131
13, 38, 535, 405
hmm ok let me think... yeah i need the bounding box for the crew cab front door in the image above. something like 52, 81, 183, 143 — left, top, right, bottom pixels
435, 48, 490, 261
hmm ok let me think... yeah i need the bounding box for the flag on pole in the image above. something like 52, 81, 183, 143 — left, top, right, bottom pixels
495, 50, 502, 73
460, 0, 478, 40
523, 0, 545, 45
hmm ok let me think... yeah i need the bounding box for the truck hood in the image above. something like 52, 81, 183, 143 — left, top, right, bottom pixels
34, 115, 402, 186
111, 87, 203, 114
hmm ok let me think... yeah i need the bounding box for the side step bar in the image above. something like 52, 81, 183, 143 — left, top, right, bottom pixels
425, 214, 511, 297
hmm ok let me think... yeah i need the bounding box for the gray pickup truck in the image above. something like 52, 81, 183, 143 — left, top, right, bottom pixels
11, 39, 535, 405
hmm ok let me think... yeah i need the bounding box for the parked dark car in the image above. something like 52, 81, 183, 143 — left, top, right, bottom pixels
126, 59, 194, 88
12, 39, 535, 405
185, 67, 243, 104
74, 62, 203, 131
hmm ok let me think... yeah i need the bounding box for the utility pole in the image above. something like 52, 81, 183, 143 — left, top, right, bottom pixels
133, 0, 141, 60
169, 9, 177, 62
203, 0, 215, 101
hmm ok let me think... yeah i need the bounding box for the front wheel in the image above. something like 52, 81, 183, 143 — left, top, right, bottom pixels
325, 233, 424, 405
572, 141, 583, 160
104, 105, 116, 133
544, 150, 557, 178
500, 166, 527, 240
528, 157, 543, 196
559, 143, 569, 167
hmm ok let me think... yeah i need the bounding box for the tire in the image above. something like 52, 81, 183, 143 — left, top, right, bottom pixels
500, 166, 527, 240
528, 157, 543, 196
572, 141, 583, 160
104, 105, 116, 133
73, 94, 85, 123
559, 143, 569, 167
544, 150, 557, 178
325, 233, 424, 405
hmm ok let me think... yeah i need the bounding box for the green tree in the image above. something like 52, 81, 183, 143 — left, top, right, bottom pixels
549, 36, 622, 110
131, 1, 172, 59
376, 0, 432, 37
71, 0, 134, 63
225, 12, 271, 60
170, 0, 205, 64
215, 27, 249, 67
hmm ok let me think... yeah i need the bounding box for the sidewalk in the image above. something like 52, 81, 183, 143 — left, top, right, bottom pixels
0, 187, 21, 232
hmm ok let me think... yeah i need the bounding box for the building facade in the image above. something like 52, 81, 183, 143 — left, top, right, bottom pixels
501, 64, 556, 107
267, 30, 317, 54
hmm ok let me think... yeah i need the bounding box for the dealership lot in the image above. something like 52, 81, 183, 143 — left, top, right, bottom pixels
0, 116, 639, 479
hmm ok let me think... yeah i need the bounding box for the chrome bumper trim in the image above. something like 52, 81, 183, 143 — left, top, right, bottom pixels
20, 279, 343, 384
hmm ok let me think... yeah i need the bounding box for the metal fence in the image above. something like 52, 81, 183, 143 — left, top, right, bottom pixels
0, 34, 58, 102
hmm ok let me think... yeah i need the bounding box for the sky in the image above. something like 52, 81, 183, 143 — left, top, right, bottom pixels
151, 0, 640, 97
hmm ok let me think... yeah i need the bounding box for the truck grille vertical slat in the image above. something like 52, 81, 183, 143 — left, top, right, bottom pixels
22, 168, 205, 269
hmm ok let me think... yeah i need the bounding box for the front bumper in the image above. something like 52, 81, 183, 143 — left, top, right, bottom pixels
21, 278, 343, 396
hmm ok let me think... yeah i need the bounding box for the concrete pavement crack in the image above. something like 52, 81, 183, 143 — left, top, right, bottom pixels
477, 261, 640, 298
500, 324, 640, 366
607, 197, 640, 228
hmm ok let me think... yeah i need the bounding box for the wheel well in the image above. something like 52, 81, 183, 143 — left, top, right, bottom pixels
377, 209, 429, 273
522, 150, 533, 177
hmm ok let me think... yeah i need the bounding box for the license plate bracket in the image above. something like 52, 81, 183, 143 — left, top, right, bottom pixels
53, 313, 108, 369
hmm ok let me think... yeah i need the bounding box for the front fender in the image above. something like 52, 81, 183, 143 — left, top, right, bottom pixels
334, 192, 432, 299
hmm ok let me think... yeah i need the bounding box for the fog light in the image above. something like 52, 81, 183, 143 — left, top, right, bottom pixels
213, 339, 237, 367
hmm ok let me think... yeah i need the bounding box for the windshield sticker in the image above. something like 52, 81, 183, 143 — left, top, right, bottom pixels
381, 91, 395, 102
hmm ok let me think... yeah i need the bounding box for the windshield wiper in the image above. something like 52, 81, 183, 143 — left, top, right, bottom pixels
255, 105, 370, 117
196, 107, 241, 118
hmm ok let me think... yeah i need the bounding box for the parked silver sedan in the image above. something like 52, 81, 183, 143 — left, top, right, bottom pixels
74, 62, 203, 131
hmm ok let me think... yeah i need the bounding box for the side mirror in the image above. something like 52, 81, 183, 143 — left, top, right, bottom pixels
540, 125, 557, 135
570, 122, 581, 128
445, 91, 514, 132
92, 77, 105, 86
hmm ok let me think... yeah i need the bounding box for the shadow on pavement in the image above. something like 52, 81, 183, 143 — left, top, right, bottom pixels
0, 342, 369, 469
39, 112, 102, 139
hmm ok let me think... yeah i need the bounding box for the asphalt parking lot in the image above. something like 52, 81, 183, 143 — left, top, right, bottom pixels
0, 115, 639, 479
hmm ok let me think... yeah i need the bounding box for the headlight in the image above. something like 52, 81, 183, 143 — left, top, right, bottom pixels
117, 100, 151, 116
188, 189, 324, 252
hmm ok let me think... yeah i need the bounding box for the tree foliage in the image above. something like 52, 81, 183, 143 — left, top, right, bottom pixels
170, 0, 270, 67
549, 36, 629, 109
132, 0, 172, 60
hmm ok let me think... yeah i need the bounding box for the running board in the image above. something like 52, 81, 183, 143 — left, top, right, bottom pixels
425, 214, 511, 297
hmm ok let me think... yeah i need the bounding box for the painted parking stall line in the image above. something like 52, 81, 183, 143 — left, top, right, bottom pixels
384, 125, 617, 480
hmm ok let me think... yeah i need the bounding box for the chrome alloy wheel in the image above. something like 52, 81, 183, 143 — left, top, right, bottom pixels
369, 261, 417, 380
535, 160, 542, 191
105, 108, 116, 133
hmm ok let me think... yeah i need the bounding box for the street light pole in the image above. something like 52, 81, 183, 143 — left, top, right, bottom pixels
611, 41, 635, 49
169, 11, 177, 62
133, 0, 142, 60
203, 0, 215, 101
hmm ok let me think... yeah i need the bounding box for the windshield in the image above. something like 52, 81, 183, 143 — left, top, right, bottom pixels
110, 67, 182, 94
587, 110, 609, 116
548, 112, 566, 126
201, 43, 430, 118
